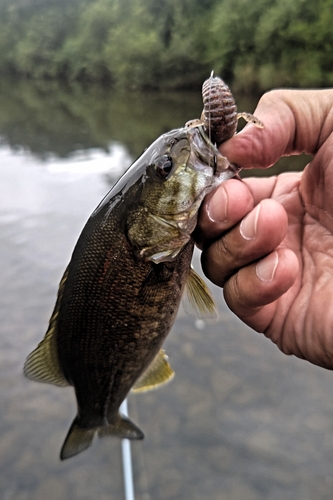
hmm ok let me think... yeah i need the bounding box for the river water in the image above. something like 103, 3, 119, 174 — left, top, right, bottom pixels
1, 79, 332, 500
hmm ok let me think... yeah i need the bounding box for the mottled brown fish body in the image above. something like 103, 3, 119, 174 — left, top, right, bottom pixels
24, 126, 239, 460
58, 197, 193, 429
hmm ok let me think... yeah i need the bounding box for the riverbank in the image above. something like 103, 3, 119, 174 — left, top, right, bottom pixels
1, 0, 332, 92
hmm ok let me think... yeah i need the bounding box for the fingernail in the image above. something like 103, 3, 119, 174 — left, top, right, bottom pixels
256, 251, 279, 282
240, 203, 261, 240
207, 186, 228, 223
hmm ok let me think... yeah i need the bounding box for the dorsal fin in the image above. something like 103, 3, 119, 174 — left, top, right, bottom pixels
132, 349, 174, 393
23, 270, 69, 387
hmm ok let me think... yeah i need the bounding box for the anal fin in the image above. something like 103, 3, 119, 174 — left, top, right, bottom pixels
131, 349, 174, 393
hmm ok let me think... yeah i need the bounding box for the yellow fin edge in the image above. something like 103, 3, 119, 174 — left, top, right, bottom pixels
183, 267, 218, 319
23, 270, 69, 387
132, 349, 175, 393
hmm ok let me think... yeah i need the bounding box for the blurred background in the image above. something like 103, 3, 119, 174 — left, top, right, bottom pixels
1, 0, 332, 91
1, 0, 333, 499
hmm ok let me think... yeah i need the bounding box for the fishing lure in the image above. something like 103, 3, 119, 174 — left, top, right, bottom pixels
187, 71, 264, 145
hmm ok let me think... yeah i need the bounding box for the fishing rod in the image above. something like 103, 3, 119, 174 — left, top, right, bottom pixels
120, 399, 135, 500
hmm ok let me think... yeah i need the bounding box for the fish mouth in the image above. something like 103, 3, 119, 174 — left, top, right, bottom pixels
143, 125, 241, 230
153, 126, 240, 222
189, 125, 240, 179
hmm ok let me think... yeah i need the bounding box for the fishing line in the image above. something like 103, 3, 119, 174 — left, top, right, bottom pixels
208, 70, 213, 145
208, 70, 213, 169
120, 399, 135, 500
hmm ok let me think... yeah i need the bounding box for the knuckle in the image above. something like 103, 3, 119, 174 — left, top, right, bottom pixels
201, 235, 237, 287
223, 271, 255, 316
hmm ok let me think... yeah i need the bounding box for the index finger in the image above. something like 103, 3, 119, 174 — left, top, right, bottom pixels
194, 178, 255, 248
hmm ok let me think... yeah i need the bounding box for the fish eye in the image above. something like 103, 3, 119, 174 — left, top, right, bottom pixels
155, 155, 173, 179
166, 138, 178, 148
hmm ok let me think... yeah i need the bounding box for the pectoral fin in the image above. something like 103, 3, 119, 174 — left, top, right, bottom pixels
183, 267, 218, 319
132, 349, 175, 393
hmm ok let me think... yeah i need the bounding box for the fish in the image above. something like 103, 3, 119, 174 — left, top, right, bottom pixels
24, 124, 239, 460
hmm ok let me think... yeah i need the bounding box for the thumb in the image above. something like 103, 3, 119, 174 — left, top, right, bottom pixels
219, 89, 333, 170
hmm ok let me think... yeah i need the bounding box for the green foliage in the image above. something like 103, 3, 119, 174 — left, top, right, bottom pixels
103, 0, 163, 89
0, 0, 332, 90
203, 0, 271, 80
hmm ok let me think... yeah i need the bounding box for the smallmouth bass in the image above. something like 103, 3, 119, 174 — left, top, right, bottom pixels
24, 124, 238, 460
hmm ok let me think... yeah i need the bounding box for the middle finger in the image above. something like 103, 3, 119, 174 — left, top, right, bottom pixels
201, 199, 288, 287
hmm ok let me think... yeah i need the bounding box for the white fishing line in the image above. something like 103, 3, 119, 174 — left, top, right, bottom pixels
120, 399, 135, 500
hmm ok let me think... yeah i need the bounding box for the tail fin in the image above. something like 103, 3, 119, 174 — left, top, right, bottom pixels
60, 417, 95, 460
60, 414, 144, 460
98, 414, 144, 440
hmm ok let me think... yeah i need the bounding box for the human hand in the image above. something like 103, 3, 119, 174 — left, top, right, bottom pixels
195, 89, 333, 369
